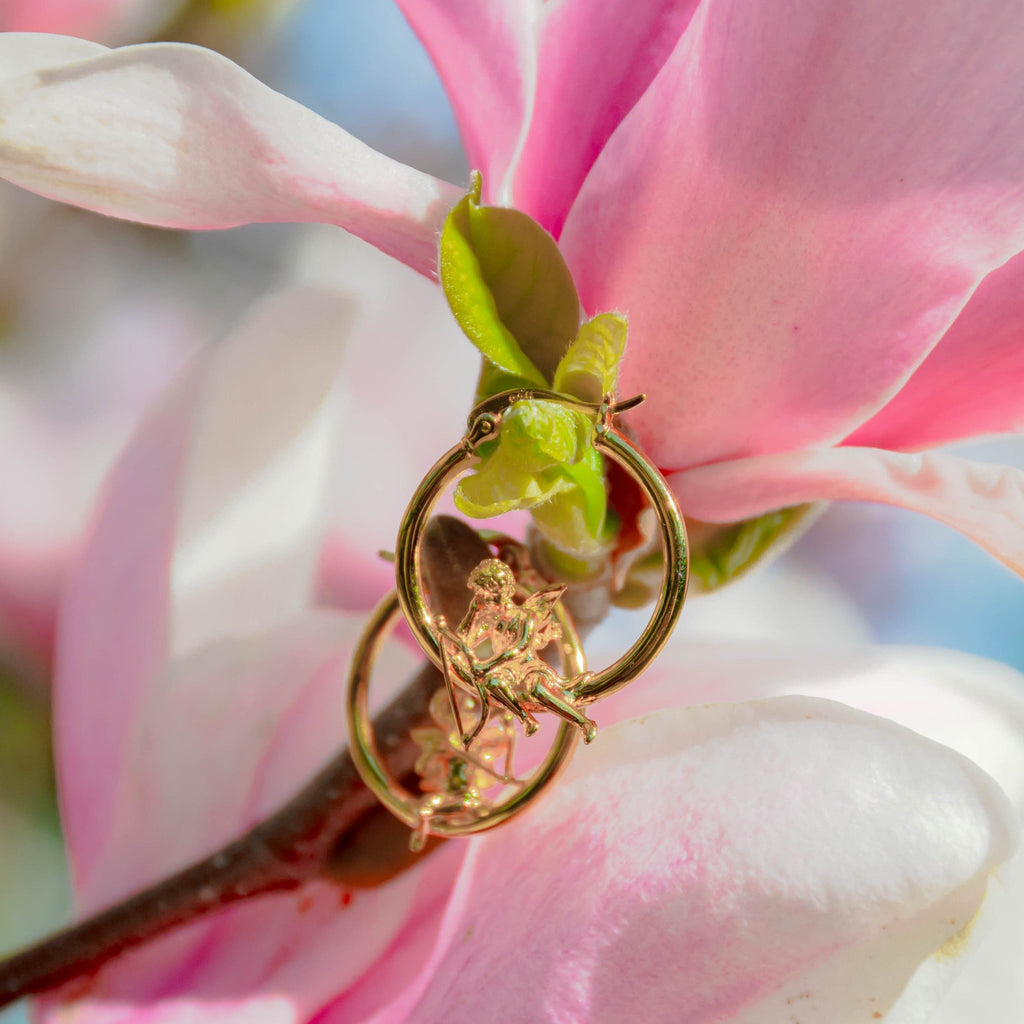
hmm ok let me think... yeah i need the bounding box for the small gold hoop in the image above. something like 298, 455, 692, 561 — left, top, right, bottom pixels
346, 586, 584, 838
394, 389, 688, 705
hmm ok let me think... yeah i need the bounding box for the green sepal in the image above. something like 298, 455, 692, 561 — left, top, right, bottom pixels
439, 171, 580, 384
689, 504, 820, 591
553, 312, 628, 403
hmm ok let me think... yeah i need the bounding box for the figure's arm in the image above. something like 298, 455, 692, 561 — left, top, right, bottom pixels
478, 614, 533, 671
456, 599, 484, 642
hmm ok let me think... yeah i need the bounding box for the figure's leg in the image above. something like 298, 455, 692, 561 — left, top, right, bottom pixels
565, 671, 597, 701
530, 679, 598, 743
485, 675, 540, 736
499, 712, 517, 779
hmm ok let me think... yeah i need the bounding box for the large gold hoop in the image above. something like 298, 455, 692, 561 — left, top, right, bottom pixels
394, 389, 688, 705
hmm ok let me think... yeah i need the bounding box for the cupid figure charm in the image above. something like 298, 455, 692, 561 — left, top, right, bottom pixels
435, 558, 597, 748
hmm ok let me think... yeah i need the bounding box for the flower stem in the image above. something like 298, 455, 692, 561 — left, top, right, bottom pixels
0, 516, 489, 1010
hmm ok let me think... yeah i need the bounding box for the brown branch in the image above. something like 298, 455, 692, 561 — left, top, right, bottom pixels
0, 516, 489, 1010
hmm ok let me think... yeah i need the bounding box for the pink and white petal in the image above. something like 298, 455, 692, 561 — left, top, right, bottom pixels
42, 612, 425, 1024
847, 251, 1024, 451
600, 644, 1024, 812
292, 229, 476, 612
670, 447, 1024, 577
561, 0, 1024, 471
410, 697, 1018, 1024
0, 40, 461, 277
599, 641, 1024, 1022
395, 2, 528, 200
55, 287, 350, 890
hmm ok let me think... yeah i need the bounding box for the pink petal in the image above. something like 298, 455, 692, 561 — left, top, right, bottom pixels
398, 1, 697, 234
0, 39, 461, 277
603, 645, 1024, 815
511, 0, 699, 236
395, 3, 528, 203
847, 251, 1024, 451
55, 287, 350, 889
669, 446, 1024, 577
560, 0, 1024, 471
411, 697, 1017, 1023
42, 613, 427, 1024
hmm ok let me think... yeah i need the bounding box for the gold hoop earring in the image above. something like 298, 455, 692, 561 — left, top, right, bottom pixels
346, 390, 688, 849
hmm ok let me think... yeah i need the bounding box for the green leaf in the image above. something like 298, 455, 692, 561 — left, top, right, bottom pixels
553, 312, 628, 403
454, 400, 609, 556
688, 504, 820, 591
529, 445, 609, 549
439, 173, 580, 383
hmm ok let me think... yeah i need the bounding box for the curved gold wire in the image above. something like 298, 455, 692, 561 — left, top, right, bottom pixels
346, 587, 584, 838
395, 389, 688, 705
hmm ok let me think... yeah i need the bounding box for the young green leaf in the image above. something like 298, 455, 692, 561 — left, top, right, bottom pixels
553, 312, 628, 403
454, 400, 609, 556
439, 173, 580, 383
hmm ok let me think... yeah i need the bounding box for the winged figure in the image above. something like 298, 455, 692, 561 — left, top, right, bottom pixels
435, 558, 597, 747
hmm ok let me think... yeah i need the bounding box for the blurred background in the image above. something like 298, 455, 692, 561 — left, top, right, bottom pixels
1, 2, 1022, 1021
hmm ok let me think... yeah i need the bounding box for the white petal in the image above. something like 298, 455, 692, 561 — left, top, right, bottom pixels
0, 32, 107, 79
0, 40, 461, 276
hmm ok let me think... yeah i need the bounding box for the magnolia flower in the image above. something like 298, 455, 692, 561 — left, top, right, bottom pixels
32, 245, 1023, 1024
2, 0, 1024, 1020
3, 0, 1024, 574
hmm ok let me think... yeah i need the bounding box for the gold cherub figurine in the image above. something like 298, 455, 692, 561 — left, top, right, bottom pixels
434, 558, 597, 747
409, 688, 517, 851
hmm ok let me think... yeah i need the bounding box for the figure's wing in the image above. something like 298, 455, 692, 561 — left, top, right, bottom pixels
521, 584, 566, 630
